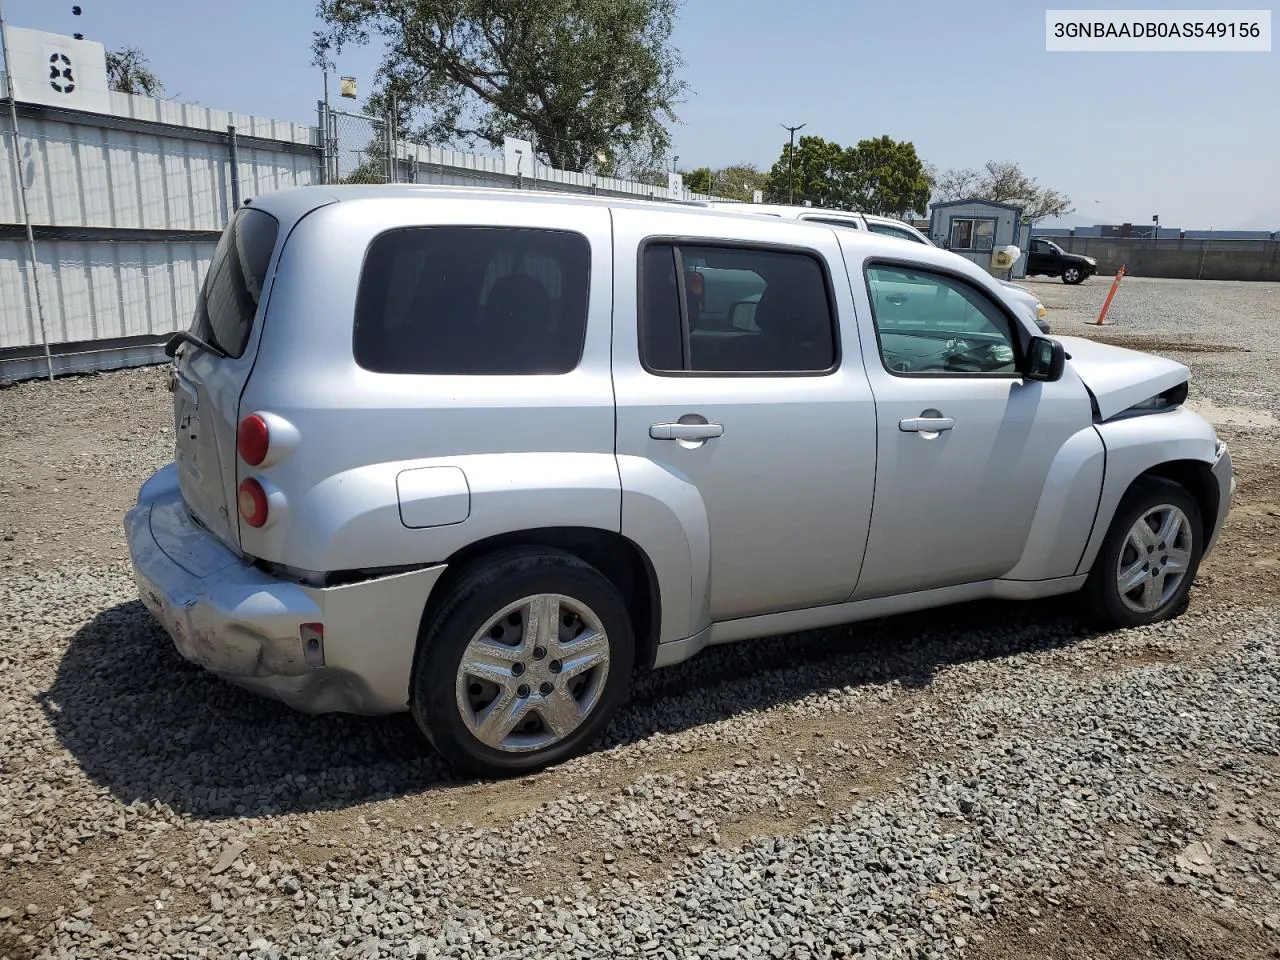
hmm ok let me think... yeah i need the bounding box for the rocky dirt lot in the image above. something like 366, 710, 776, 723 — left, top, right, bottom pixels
1, 277, 1278, 960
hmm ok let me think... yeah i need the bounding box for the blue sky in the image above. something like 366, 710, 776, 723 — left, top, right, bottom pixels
5, 0, 1277, 228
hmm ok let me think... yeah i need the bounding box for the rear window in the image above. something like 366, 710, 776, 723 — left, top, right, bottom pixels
353, 226, 592, 375
192, 207, 279, 358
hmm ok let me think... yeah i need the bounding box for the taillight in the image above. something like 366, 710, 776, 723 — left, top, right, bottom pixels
237, 414, 270, 466
238, 478, 269, 528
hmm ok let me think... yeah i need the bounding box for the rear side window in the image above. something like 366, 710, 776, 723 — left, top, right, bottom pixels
192, 207, 279, 358
640, 242, 837, 375
868, 222, 926, 244
353, 226, 591, 375
801, 216, 863, 231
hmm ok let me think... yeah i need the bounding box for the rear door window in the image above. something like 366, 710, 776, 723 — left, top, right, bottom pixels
192, 207, 279, 358
640, 242, 837, 374
353, 226, 591, 375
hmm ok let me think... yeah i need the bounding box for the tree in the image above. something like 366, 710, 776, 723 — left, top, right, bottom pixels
931, 160, 1072, 224
313, 0, 687, 173
762, 134, 928, 216
763, 135, 853, 207
678, 162, 770, 200
106, 46, 163, 97
844, 135, 930, 218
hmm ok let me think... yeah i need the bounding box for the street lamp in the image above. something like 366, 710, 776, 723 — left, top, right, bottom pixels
781, 123, 805, 204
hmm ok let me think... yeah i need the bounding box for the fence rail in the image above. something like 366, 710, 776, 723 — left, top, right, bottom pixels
1, 80, 723, 382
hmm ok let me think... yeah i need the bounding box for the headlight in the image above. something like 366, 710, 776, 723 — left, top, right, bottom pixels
1116, 381, 1189, 417
1036, 303, 1047, 319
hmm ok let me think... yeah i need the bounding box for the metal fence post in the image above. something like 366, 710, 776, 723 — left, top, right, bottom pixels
1, 0, 53, 381
226, 125, 241, 213
316, 99, 329, 184
384, 115, 393, 183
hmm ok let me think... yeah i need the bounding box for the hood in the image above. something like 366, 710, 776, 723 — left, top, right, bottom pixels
1069, 253, 1098, 266
1055, 335, 1189, 420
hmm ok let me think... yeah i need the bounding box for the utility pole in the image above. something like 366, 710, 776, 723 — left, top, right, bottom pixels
781, 122, 805, 204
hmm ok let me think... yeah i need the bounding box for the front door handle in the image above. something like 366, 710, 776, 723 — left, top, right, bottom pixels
650, 421, 724, 441
899, 416, 955, 433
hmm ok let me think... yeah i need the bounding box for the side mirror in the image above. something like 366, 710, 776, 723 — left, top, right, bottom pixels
1024, 336, 1065, 382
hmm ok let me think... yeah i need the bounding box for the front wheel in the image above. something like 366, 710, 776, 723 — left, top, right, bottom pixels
1082, 478, 1203, 628
410, 547, 634, 778
1062, 265, 1084, 284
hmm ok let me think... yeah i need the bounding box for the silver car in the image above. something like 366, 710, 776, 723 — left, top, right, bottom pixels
127, 185, 1234, 777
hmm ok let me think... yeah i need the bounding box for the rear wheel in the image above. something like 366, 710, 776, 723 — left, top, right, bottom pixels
410, 548, 634, 778
1083, 478, 1203, 628
1062, 265, 1084, 284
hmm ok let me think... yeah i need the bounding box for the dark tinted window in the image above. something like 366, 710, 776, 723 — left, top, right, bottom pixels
640, 242, 836, 374
868, 222, 926, 243
354, 227, 591, 375
802, 216, 862, 230
192, 207, 279, 358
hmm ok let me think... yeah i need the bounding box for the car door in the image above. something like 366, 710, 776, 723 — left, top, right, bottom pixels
840, 246, 1093, 599
1028, 239, 1058, 275
611, 209, 878, 623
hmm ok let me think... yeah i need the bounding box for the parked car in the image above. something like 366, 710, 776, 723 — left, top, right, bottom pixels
699, 201, 1052, 332
129, 185, 1234, 778
1026, 237, 1098, 284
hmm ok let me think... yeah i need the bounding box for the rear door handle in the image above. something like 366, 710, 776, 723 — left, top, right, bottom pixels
899, 416, 955, 433
650, 422, 724, 441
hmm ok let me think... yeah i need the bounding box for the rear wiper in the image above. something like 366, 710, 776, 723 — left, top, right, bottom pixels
165, 330, 228, 359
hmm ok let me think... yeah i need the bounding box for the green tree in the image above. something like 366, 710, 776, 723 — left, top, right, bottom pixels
932, 160, 1072, 224
845, 135, 930, 218
313, 0, 687, 173
106, 46, 164, 97
764, 136, 855, 207
764, 135, 930, 214
678, 162, 770, 200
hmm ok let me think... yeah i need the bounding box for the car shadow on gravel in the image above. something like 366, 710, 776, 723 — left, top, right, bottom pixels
42, 595, 1105, 820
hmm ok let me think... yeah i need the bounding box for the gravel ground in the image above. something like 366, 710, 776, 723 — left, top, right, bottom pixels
2, 277, 1279, 960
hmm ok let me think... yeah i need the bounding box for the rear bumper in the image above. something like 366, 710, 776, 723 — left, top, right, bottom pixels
125, 463, 445, 715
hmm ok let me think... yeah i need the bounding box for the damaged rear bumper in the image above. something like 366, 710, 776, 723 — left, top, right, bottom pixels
124, 463, 445, 715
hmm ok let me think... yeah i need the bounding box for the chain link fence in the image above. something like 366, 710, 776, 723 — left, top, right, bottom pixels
324, 108, 391, 184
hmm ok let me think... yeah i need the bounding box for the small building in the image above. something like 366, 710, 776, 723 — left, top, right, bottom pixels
928, 198, 1027, 279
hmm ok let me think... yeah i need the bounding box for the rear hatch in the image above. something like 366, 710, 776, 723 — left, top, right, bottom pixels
170, 206, 280, 551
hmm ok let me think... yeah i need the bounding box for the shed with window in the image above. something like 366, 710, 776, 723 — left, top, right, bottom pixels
928, 199, 1027, 279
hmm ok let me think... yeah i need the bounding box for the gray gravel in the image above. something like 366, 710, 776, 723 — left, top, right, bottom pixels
2, 278, 1279, 959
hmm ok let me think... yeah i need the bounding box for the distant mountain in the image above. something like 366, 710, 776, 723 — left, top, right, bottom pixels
1229, 208, 1280, 231
1036, 213, 1098, 229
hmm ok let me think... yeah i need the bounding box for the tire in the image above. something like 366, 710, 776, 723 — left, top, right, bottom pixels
409, 547, 634, 778
1062, 265, 1084, 284
1082, 477, 1203, 629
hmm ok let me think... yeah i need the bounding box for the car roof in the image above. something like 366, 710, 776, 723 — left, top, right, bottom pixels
244, 184, 1001, 286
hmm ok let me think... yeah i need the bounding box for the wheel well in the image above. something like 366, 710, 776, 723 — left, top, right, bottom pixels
421, 527, 662, 670
1134, 459, 1219, 533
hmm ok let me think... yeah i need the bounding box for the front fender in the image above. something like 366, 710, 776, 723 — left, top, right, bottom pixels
617, 456, 712, 647
1074, 407, 1220, 576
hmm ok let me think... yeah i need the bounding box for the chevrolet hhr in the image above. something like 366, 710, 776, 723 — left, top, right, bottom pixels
127, 185, 1235, 777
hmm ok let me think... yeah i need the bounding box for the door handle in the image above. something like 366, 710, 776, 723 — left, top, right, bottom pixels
650, 422, 724, 441
899, 416, 955, 433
